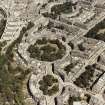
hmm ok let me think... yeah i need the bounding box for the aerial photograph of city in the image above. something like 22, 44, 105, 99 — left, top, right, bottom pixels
0, 0, 105, 105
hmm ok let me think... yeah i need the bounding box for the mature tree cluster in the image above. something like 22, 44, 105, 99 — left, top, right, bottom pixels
68, 41, 74, 50
51, 2, 73, 15
64, 62, 78, 75
0, 19, 7, 38
27, 38, 66, 62
74, 65, 95, 88
78, 43, 85, 51
39, 75, 59, 96
64, 96, 81, 105
85, 19, 105, 42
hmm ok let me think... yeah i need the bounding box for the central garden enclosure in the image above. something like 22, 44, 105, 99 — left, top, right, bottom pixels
27, 37, 66, 62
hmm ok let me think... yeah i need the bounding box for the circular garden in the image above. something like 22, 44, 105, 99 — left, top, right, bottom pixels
27, 38, 66, 62
39, 75, 59, 96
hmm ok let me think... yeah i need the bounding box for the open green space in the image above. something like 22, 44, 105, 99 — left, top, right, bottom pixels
0, 21, 34, 105
0, 54, 30, 105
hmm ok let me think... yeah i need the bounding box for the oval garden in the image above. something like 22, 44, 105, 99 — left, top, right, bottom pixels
27, 38, 66, 62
